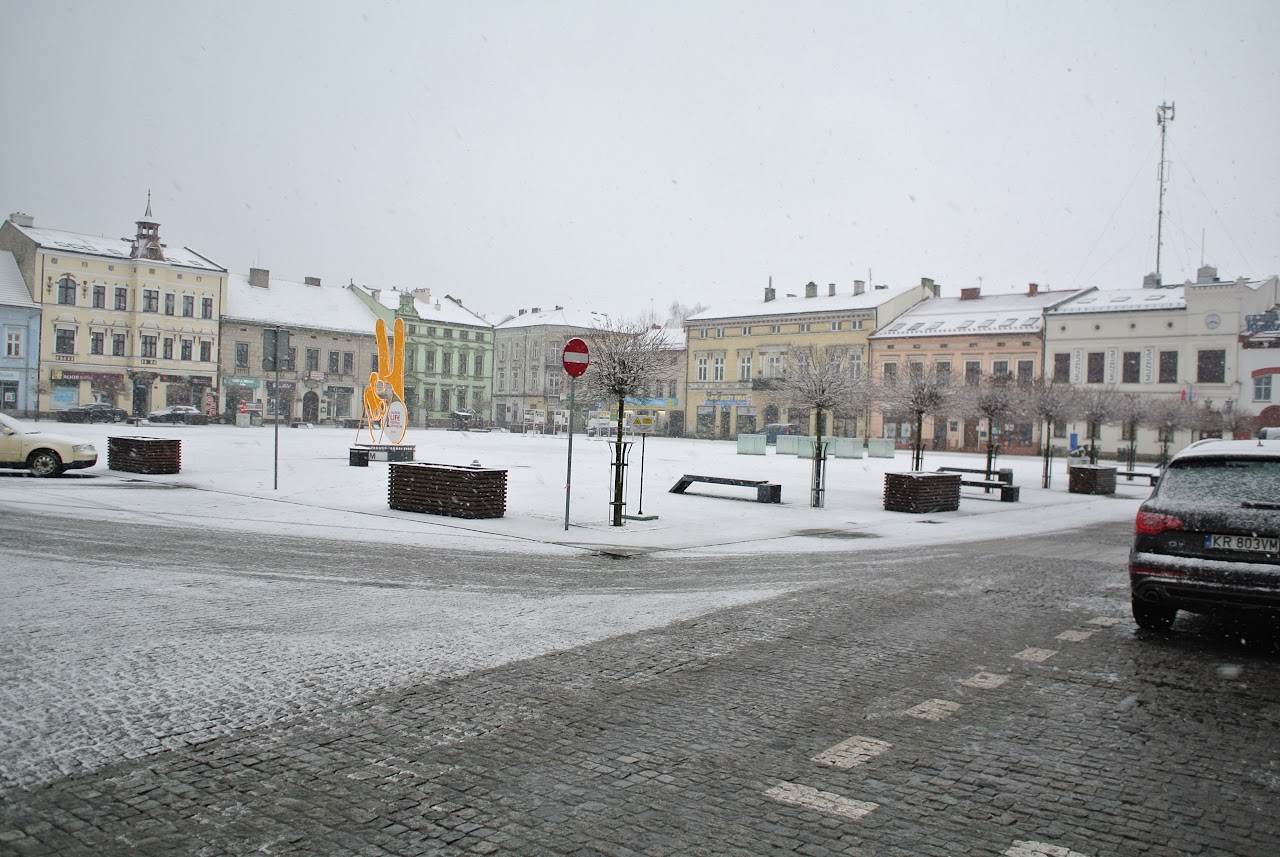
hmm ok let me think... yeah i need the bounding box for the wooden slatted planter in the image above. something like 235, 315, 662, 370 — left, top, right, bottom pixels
389, 462, 507, 519
107, 436, 182, 475
883, 471, 960, 513
1068, 464, 1117, 495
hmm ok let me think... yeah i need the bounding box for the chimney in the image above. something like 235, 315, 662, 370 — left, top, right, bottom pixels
853, 280, 865, 296
804, 281, 818, 298
304, 276, 321, 287
1143, 272, 1162, 288
764, 285, 776, 302
8, 212, 33, 227
531, 307, 541, 313
920, 277, 934, 293
554, 305, 563, 310
960, 287, 980, 300
248, 267, 270, 289
371, 288, 381, 302
1196, 265, 1219, 284
412, 287, 431, 300
828, 283, 836, 296
518, 309, 527, 316
1027, 282, 1039, 296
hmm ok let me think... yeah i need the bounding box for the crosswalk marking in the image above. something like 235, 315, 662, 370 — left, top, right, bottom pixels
812, 736, 891, 768
764, 782, 878, 820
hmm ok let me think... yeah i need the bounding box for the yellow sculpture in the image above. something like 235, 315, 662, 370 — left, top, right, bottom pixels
359, 316, 408, 445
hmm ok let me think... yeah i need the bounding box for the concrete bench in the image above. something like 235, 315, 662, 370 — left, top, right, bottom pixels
1117, 470, 1160, 486
957, 478, 1020, 502
937, 466, 1014, 484
669, 474, 781, 503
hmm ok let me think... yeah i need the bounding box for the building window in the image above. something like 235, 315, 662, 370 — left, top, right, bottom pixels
770, 324, 781, 334
1016, 360, 1034, 385
739, 354, 752, 380
992, 359, 1009, 376
236, 342, 250, 369
178, 339, 192, 361
287, 347, 296, 370
698, 328, 708, 339
474, 354, 484, 376
55, 328, 75, 354
712, 355, 725, 382
1087, 352, 1105, 384
476, 332, 486, 343
90, 331, 104, 355
696, 355, 708, 382
343, 352, 354, 374
142, 289, 159, 313
442, 352, 453, 375
830, 321, 841, 331
1197, 349, 1226, 384
328, 351, 340, 373
182, 295, 194, 317
425, 351, 436, 372
6, 330, 23, 358
1159, 351, 1178, 384
443, 329, 453, 339
306, 348, 320, 371
965, 360, 982, 385
1053, 353, 1070, 382
140, 335, 157, 358
371, 354, 379, 373
1118, 351, 1140, 384
112, 334, 125, 357
766, 354, 782, 377
92, 285, 106, 308
459, 330, 469, 341
202, 297, 214, 319
57, 275, 76, 305
458, 353, 469, 376
741, 326, 751, 335
1053, 420, 1067, 439
114, 288, 128, 311
798, 323, 811, 332
163, 338, 174, 360
200, 341, 212, 362
1255, 374, 1273, 402
852, 351, 865, 379
165, 293, 175, 315
882, 362, 898, 387
934, 360, 950, 384
715, 327, 725, 338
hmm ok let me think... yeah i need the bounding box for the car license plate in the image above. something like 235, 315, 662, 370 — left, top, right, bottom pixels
1205, 534, 1280, 552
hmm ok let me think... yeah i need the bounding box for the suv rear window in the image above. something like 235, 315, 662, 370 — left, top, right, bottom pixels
1157, 458, 1280, 506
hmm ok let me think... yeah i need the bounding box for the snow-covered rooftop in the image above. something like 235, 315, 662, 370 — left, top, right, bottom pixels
688, 283, 916, 323
1046, 287, 1186, 315
357, 286, 493, 329
10, 223, 225, 272
870, 288, 1085, 339
0, 251, 37, 309
226, 273, 382, 334
496, 306, 611, 331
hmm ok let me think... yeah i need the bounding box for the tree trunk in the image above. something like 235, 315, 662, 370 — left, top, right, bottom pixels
912, 410, 925, 471
611, 397, 626, 526
1041, 418, 1053, 489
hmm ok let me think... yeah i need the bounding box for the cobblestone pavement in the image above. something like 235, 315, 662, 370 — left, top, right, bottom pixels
2, 512, 1278, 856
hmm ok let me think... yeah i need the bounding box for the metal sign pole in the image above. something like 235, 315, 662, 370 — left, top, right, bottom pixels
564, 375, 575, 531
273, 328, 280, 491
637, 433, 647, 515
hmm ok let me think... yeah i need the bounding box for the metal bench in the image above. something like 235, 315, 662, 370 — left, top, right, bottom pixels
957, 478, 1020, 502
937, 466, 1014, 484
670, 474, 781, 503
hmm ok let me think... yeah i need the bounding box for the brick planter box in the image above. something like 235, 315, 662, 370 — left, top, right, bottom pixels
108, 436, 181, 474
1069, 464, 1117, 495
389, 462, 507, 519
884, 471, 960, 513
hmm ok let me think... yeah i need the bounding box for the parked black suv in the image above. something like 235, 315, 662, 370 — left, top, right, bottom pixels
1129, 438, 1280, 630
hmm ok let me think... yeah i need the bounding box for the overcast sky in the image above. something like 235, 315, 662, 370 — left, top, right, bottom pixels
3, 1, 1277, 322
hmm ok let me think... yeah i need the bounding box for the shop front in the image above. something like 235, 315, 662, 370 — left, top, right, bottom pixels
48, 369, 128, 412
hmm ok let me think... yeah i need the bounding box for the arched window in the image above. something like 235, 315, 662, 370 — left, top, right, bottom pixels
57, 275, 77, 305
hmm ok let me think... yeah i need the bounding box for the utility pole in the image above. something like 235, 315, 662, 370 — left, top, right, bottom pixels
1155, 101, 1175, 283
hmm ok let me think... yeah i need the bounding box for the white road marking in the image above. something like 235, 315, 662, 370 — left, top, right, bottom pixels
1055, 630, 1094, 642
1004, 839, 1093, 856
1013, 647, 1058, 662
903, 698, 962, 720
962, 672, 1012, 690
1086, 616, 1123, 627
813, 736, 892, 768
764, 782, 878, 820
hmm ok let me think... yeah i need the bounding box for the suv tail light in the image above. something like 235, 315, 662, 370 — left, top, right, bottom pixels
1135, 510, 1185, 536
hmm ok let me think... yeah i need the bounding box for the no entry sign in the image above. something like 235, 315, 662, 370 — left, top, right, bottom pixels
562, 338, 590, 378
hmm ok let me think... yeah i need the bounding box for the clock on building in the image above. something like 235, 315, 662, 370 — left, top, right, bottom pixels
1205, 313, 1221, 329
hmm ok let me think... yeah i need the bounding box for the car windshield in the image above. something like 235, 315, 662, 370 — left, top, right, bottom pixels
0, 413, 38, 434
1156, 458, 1280, 507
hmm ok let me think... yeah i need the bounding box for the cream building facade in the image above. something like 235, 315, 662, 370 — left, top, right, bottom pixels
0, 207, 226, 418
684, 279, 937, 438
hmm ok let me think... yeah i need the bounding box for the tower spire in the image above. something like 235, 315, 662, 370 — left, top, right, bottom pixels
144, 189, 153, 220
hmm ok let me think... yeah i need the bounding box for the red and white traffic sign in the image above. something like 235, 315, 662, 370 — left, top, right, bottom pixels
562, 338, 590, 378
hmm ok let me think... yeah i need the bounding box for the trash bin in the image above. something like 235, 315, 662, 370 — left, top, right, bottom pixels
349, 447, 370, 467
235, 412, 251, 428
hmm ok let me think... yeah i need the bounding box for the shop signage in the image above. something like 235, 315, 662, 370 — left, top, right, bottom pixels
625, 397, 679, 407
0, 371, 20, 382
703, 393, 751, 406
305, 371, 326, 381
160, 374, 187, 382
50, 370, 124, 382
326, 386, 355, 394
267, 380, 297, 391
225, 377, 261, 387
189, 375, 214, 385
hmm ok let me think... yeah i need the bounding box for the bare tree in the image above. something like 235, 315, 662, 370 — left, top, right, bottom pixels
663, 300, 709, 328
879, 365, 954, 471
1114, 393, 1151, 470
779, 346, 864, 506
1074, 386, 1123, 464
1026, 377, 1079, 488
582, 319, 679, 526
1146, 396, 1200, 466
1203, 402, 1256, 440
958, 372, 1022, 477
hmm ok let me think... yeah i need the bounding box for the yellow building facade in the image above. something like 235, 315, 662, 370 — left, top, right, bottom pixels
684, 279, 937, 438
0, 207, 227, 418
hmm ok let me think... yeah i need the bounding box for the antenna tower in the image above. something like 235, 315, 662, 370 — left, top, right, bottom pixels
1154, 101, 1175, 283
